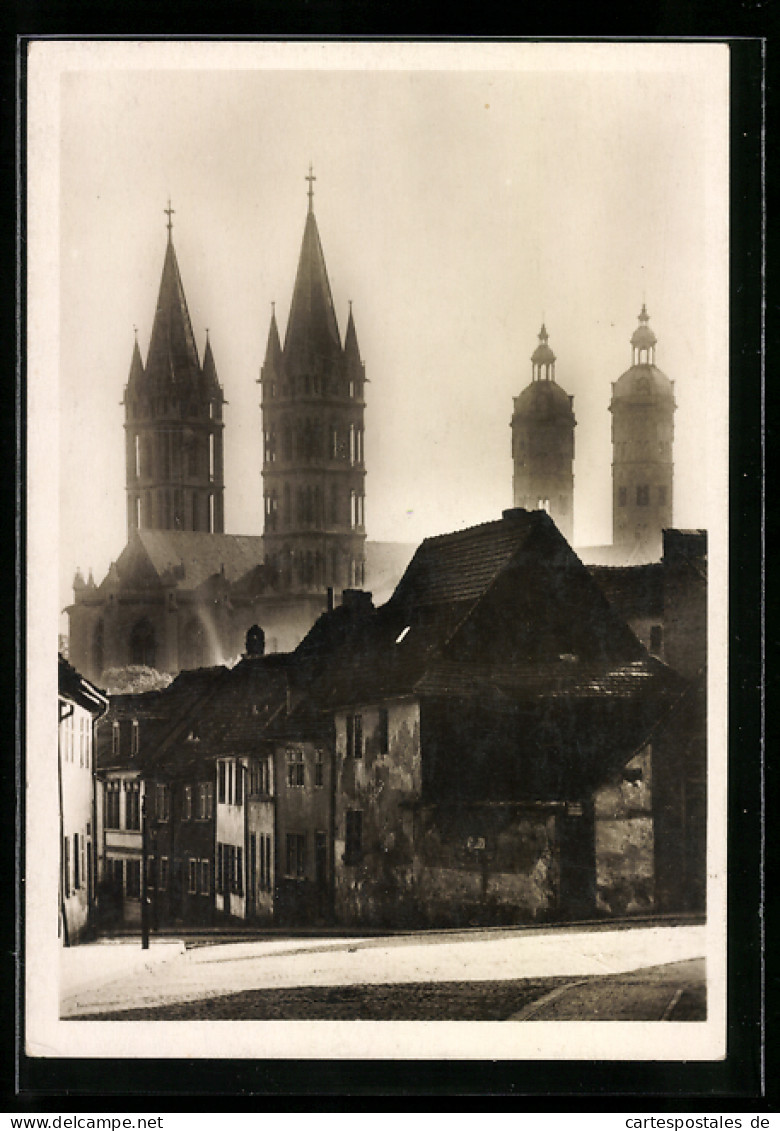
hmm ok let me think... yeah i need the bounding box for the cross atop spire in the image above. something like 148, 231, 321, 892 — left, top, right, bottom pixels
164, 199, 175, 241
305, 164, 316, 213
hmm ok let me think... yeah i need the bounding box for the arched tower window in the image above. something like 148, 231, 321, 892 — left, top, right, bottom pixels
182, 617, 206, 670
129, 619, 157, 668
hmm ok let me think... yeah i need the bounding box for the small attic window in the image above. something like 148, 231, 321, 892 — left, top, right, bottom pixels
623, 766, 643, 784
395, 626, 411, 645
187, 725, 200, 743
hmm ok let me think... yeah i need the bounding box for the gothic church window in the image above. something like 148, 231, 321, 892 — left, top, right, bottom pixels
129, 618, 156, 668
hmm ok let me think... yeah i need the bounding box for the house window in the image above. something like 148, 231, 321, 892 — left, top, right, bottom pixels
249, 758, 271, 797
344, 810, 363, 866
235, 762, 243, 805
346, 714, 363, 759
63, 837, 71, 897
126, 859, 141, 900
218, 760, 226, 804
131, 720, 139, 756
107, 858, 123, 891
259, 834, 272, 892
378, 708, 389, 755
183, 785, 193, 821
285, 833, 306, 879
314, 748, 324, 788
156, 783, 170, 822
197, 782, 214, 820
73, 833, 80, 889
286, 748, 305, 788
636, 484, 650, 506
200, 860, 210, 896
188, 858, 198, 895
216, 844, 223, 894
158, 856, 169, 892
104, 782, 121, 829
125, 782, 141, 831
112, 722, 120, 756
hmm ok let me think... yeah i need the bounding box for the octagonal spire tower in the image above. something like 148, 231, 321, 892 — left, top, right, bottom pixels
260, 170, 366, 596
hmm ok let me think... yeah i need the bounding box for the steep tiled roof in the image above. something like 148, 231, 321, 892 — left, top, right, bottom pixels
58, 653, 109, 714
388, 512, 537, 611
96, 665, 230, 771
134, 531, 265, 591
151, 655, 292, 773
587, 563, 664, 620
298, 510, 656, 710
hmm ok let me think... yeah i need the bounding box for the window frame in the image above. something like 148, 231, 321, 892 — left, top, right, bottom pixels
286, 747, 305, 789
344, 809, 363, 867
285, 832, 307, 879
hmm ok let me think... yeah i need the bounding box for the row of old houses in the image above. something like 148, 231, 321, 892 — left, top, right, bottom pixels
60, 508, 706, 940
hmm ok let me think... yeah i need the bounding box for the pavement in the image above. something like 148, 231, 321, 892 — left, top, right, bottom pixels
508, 957, 706, 1021
60, 923, 707, 1020
60, 938, 187, 1001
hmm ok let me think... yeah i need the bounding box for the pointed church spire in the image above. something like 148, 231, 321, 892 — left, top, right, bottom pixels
202, 331, 220, 388
344, 301, 362, 368
145, 210, 201, 385
283, 174, 342, 375
263, 303, 284, 375
127, 332, 144, 385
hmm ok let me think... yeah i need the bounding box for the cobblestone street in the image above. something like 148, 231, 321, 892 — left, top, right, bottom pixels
61, 924, 707, 1022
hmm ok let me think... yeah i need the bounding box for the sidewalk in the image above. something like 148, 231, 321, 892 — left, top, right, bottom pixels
60, 938, 187, 1003
509, 958, 706, 1021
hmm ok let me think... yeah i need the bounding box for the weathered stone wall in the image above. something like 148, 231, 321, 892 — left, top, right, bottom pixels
414, 807, 559, 926
594, 746, 654, 916
333, 698, 422, 926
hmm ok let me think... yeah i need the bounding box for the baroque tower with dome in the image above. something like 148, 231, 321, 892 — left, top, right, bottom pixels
609, 305, 676, 560
510, 324, 576, 544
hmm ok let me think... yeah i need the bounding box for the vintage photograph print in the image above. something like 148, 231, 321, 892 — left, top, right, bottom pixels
26, 40, 730, 1064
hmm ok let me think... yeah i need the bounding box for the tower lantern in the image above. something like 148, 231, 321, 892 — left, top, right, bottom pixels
610, 306, 676, 559
511, 324, 576, 544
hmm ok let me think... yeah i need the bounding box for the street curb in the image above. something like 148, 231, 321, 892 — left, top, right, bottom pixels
507, 979, 589, 1020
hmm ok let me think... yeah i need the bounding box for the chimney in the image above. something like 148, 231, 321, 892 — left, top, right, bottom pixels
341, 589, 374, 614
327, 586, 334, 612
245, 624, 265, 657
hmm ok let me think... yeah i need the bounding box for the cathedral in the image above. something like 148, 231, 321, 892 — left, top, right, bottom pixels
67, 172, 679, 685
67, 177, 411, 683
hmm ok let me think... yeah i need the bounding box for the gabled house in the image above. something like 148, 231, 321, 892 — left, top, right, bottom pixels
58, 655, 108, 944
299, 508, 684, 927
95, 665, 227, 925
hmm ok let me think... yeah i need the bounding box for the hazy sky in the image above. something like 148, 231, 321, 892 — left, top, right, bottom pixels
30, 42, 729, 622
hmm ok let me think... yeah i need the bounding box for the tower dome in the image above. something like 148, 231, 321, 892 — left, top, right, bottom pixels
610, 306, 676, 560
510, 325, 576, 543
